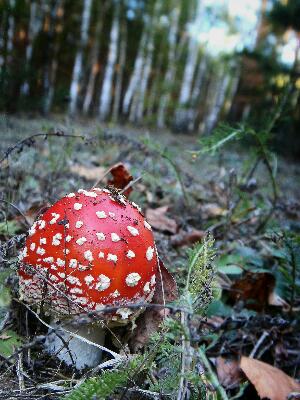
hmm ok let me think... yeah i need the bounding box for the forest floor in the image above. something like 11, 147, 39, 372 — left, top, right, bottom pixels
0, 114, 299, 399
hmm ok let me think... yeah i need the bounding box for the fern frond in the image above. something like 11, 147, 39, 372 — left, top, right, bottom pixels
186, 233, 216, 311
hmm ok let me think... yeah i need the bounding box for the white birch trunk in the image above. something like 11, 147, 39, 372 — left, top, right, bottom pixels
190, 56, 207, 105
112, 20, 126, 122
82, 5, 104, 114
204, 71, 230, 134
178, 2, 204, 106
157, 7, 180, 128
20, 1, 41, 95
69, 0, 92, 115
122, 31, 146, 115
98, 3, 120, 120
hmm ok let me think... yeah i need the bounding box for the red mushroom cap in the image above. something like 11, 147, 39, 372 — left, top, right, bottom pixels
18, 188, 158, 320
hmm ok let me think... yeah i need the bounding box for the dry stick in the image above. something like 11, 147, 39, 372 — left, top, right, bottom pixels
119, 175, 142, 195
92, 165, 115, 188
0, 199, 31, 226
0, 131, 86, 166
249, 331, 269, 359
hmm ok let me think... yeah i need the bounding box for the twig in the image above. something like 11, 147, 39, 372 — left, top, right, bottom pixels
0, 131, 86, 166
0, 199, 31, 226
16, 353, 26, 392
120, 175, 142, 194
249, 331, 269, 358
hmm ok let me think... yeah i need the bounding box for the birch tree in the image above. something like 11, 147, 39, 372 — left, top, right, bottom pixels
69, 0, 92, 115
82, 3, 105, 114
157, 7, 180, 128
99, 1, 120, 120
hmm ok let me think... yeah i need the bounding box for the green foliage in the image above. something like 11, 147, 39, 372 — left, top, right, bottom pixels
0, 329, 22, 358
186, 233, 216, 311
64, 367, 129, 400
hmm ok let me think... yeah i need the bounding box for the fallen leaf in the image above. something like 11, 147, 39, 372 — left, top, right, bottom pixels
145, 206, 177, 234
70, 164, 106, 181
229, 272, 275, 311
129, 258, 178, 352
216, 357, 242, 388
171, 229, 205, 247
240, 356, 300, 400
201, 203, 227, 218
107, 163, 133, 196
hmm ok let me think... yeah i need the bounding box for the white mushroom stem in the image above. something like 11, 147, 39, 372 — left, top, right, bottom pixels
45, 319, 109, 369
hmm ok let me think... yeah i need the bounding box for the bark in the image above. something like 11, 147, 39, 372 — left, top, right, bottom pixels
204, 69, 230, 134
69, 0, 92, 115
99, 2, 120, 120
82, 4, 104, 114
122, 30, 147, 115
112, 18, 127, 122
43, 0, 64, 114
20, 1, 41, 95
157, 7, 180, 128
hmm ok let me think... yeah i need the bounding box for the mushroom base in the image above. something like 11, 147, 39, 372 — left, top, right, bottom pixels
45, 320, 105, 369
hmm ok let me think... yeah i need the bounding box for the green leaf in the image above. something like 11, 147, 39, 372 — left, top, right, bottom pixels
217, 264, 243, 275
0, 329, 22, 358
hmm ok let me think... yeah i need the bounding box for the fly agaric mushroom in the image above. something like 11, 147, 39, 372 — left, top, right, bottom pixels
18, 187, 158, 369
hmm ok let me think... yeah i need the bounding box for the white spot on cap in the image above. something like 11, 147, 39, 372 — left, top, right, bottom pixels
38, 220, 46, 229
125, 272, 141, 287
57, 258, 65, 267
30, 243, 36, 251
150, 274, 156, 286
74, 297, 88, 305
75, 220, 83, 228
81, 190, 97, 198
50, 265, 57, 270
132, 202, 142, 212
112, 290, 120, 298
18, 247, 28, 261
84, 250, 93, 262
66, 235, 72, 242
76, 237, 87, 245
111, 233, 121, 242
40, 237, 47, 245
49, 213, 60, 225
96, 232, 106, 241
52, 233, 62, 246
96, 211, 107, 219
28, 222, 37, 236
84, 275, 94, 286
143, 282, 151, 294
99, 251, 105, 258
146, 246, 154, 261
67, 192, 75, 198
69, 287, 82, 295
127, 226, 139, 236
95, 274, 110, 291
95, 303, 104, 311
65, 223, 70, 229
57, 272, 65, 279
144, 220, 152, 230
126, 250, 135, 259
43, 256, 54, 263
69, 259, 77, 268
36, 247, 45, 255
49, 274, 58, 282
116, 308, 133, 319
74, 203, 82, 211
67, 275, 81, 286
107, 253, 117, 263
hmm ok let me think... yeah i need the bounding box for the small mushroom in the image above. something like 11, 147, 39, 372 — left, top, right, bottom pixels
18, 187, 158, 369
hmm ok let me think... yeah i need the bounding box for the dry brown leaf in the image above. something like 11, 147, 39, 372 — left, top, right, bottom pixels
229, 272, 275, 311
107, 162, 133, 196
129, 258, 177, 352
240, 356, 300, 400
216, 357, 242, 388
70, 164, 106, 181
171, 229, 205, 247
145, 206, 177, 234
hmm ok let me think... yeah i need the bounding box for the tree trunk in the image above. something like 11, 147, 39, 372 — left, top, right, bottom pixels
69, 0, 92, 115
99, 1, 120, 120
112, 17, 127, 122
82, 4, 104, 115
157, 7, 180, 128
